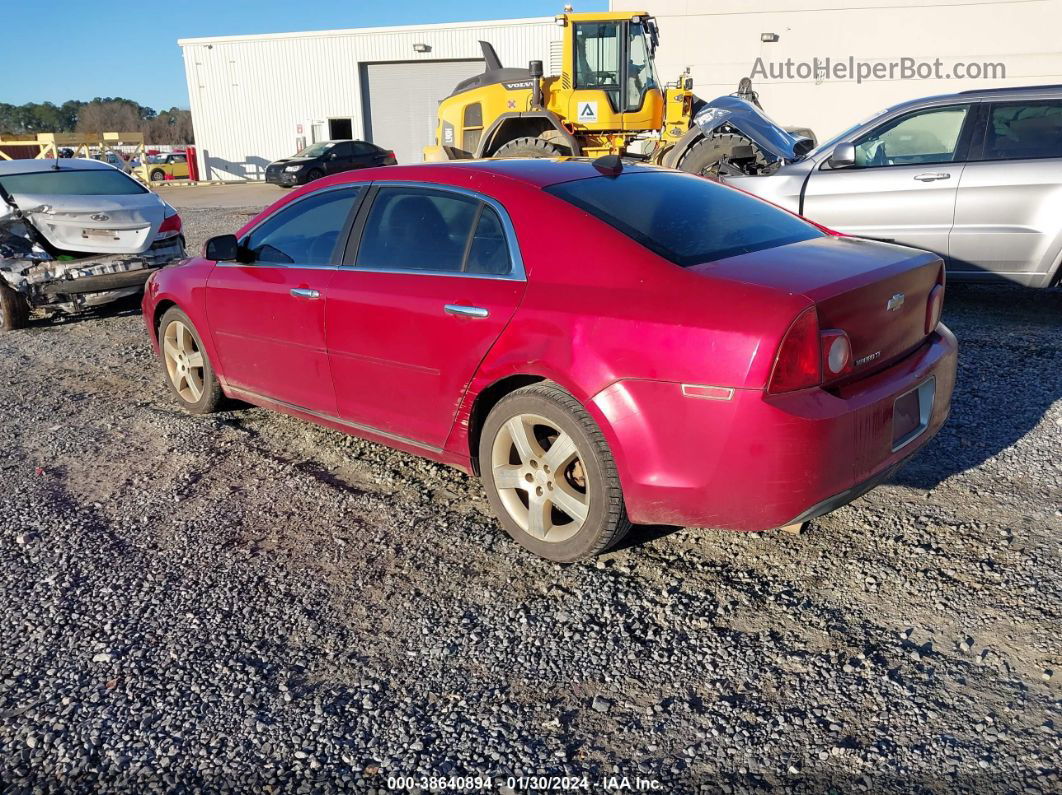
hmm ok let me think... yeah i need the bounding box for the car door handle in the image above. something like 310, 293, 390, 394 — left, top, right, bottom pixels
290, 288, 320, 300
444, 304, 489, 318
913, 172, 951, 182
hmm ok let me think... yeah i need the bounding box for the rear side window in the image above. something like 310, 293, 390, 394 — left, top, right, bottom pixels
244, 187, 362, 265
982, 101, 1062, 161
356, 188, 479, 272
466, 207, 511, 275
545, 171, 822, 267
0, 168, 146, 196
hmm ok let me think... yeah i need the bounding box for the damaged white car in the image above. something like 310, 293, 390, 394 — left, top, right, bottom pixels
0, 158, 185, 330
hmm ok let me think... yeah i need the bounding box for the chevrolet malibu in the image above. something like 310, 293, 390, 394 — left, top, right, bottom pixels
142, 159, 957, 562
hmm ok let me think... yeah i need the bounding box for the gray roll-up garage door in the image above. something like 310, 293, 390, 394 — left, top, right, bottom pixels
361, 59, 484, 165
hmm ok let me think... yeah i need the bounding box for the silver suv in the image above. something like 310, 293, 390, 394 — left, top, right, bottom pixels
724, 85, 1062, 287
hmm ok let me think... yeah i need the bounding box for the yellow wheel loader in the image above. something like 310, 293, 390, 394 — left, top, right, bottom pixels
424, 9, 816, 177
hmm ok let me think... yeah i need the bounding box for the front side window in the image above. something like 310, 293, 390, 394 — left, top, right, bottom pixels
244, 187, 361, 265
854, 105, 969, 167
574, 22, 621, 108
982, 100, 1062, 161
546, 171, 822, 267
0, 168, 146, 196
626, 22, 659, 112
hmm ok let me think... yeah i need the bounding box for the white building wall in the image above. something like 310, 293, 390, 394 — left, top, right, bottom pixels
180, 18, 558, 181
612, 0, 1062, 141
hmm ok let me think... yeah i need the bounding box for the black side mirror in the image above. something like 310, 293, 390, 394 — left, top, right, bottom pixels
205, 234, 239, 262
829, 142, 856, 169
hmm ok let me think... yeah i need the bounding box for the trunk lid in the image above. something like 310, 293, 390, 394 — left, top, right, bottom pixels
16, 194, 164, 254
690, 236, 943, 376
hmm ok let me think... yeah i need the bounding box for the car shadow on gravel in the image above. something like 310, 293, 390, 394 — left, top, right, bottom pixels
27, 294, 144, 329
892, 284, 1061, 490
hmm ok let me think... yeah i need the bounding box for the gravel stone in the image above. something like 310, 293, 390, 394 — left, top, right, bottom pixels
0, 206, 1058, 791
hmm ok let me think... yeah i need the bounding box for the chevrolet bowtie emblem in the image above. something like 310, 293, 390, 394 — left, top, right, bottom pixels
886, 292, 905, 311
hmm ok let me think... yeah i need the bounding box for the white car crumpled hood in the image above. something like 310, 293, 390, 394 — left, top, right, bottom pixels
11, 192, 165, 255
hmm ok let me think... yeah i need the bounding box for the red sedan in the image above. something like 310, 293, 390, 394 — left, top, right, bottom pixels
142, 159, 956, 562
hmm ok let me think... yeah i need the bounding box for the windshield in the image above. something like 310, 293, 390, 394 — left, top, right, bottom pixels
295, 142, 334, 158
0, 168, 147, 196
813, 110, 888, 155
546, 171, 822, 267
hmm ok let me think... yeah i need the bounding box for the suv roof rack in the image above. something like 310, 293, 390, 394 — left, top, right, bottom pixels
959, 84, 1062, 95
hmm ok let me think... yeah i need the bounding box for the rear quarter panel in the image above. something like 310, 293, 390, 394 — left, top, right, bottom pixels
443, 180, 810, 462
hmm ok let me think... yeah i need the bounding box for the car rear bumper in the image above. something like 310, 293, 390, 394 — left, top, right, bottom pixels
591, 324, 958, 530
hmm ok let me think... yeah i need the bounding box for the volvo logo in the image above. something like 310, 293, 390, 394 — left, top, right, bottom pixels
90, 213, 110, 222
886, 292, 905, 311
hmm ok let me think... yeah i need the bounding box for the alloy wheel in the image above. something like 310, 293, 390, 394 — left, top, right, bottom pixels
162, 320, 206, 403
490, 413, 590, 543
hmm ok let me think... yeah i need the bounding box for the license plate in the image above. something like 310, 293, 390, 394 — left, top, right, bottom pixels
892, 377, 936, 450
82, 228, 121, 239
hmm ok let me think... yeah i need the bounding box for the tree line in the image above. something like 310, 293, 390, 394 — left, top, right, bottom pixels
0, 98, 193, 145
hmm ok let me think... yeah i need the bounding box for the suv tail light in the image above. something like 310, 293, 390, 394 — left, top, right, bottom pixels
768, 307, 821, 393
157, 210, 182, 240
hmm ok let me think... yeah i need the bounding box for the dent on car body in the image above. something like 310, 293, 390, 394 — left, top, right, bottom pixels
0, 187, 183, 318
694, 94, 815, 165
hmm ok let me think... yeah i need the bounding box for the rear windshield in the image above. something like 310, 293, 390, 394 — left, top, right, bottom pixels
545, 171, 822, 266
0, 168, 147, 196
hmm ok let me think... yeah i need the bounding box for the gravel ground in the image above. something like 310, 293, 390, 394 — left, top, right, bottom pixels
0, 206, 1059, 792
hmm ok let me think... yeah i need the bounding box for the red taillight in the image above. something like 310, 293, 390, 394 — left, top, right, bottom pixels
768, 307, 821, 394
926, 283, 945, 334
157, 211, 182, 239
820, 329, 853, 378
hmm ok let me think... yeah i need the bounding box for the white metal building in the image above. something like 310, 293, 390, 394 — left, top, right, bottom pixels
613, 0, 1062, 141
179, 18, 560, 181
182, 1, 1062, 180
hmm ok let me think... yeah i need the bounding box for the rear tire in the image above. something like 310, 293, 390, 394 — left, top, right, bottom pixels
678, 132, 768, 178
479, 383, 631, 562
494, 137, 562, 159
158, 307, 222, 414
0, 282, 30, 331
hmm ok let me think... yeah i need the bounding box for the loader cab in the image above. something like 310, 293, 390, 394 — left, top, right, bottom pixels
562, 12, 664, 131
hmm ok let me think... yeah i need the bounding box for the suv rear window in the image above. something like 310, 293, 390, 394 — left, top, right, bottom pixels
0, 168, 146, 196
545, 171, 822, 266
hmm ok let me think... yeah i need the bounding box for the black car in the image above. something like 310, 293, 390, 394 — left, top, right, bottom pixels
264, 140, 397, 187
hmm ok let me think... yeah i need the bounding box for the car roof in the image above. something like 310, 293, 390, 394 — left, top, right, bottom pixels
886, 83, 1062, 113
0, 157, 117, 175
368, 157, 663, 188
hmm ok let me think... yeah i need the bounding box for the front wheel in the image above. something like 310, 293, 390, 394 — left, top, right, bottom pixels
305, 168, 325, 183
158, 307, 223, 414
479, 383, 631, 562
678, 132, 768, 178
150, 169, 166, 182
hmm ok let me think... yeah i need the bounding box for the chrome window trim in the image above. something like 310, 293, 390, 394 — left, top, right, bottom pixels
216, 183, 367, 269
352, 180, 526, 282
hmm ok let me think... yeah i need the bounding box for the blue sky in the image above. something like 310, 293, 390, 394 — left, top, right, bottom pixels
4, 0, 608, 112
